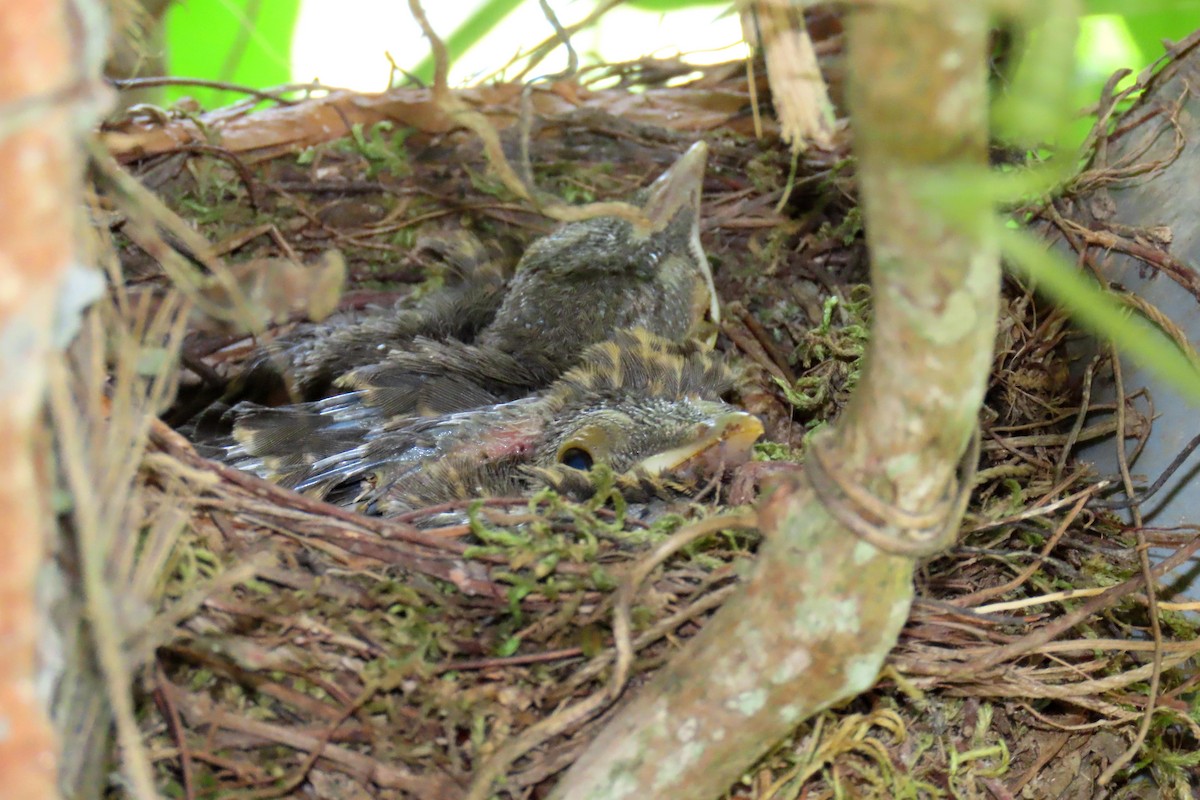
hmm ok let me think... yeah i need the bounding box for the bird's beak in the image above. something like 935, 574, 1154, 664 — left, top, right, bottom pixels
640, 141, 707, 232
636, 409, 765, 478
638, 141, 720, 328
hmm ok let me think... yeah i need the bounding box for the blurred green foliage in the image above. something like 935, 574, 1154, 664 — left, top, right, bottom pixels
164, 0, 300, 108
1085, 0, 1200, 62
162, 0, 1200, 119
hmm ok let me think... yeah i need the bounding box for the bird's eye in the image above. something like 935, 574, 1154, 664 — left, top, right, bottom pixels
559, 447, 594, 471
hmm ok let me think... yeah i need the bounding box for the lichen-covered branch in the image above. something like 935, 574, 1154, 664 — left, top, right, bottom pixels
0, 2, 107, 798
546, 4, 997, 799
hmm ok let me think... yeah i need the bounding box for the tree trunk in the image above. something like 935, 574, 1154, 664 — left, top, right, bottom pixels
0, 2, 107, 797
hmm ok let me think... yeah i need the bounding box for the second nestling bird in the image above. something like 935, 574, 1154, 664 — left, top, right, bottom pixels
232, 141, 719, 418
210, 330, 762, 517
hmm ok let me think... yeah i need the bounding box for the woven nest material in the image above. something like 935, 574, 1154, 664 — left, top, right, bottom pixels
51, 50, 1200, 800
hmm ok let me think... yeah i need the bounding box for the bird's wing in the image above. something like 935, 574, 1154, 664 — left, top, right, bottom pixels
217, 230, 516, 404
229, 276, 509, 404
334, 337, 555, 415
209, 392, 383, 488
216, 388, 548, 507
290, 398, 548, 510
290, 277, 509, 395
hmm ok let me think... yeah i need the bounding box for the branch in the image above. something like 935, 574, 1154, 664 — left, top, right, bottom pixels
541, 3, 998, 798
0, 1, 109, 798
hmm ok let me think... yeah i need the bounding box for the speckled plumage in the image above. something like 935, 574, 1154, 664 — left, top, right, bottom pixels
471, 147, 716, 371
226, 142, 717, 416
208, 330, 761, 517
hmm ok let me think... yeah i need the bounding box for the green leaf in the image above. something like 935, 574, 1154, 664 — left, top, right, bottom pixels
1083, 3, 1200, 64
164, 0, 302, 109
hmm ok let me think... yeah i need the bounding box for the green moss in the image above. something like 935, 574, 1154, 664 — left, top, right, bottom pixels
341, 121, 413, 179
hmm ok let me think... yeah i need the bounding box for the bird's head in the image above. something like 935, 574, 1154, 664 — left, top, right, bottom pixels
488, 142, 719, 357
530, 397, 763, 495
524, 329, 763, 496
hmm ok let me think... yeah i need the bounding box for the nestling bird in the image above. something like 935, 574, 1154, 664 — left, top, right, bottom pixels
222, 142, 719, 416
229, 230, 517, 404
210, 330, 762, 517
462, 140, 718, 379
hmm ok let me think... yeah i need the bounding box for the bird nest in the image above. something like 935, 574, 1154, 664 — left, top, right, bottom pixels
56, 54, 1200, 799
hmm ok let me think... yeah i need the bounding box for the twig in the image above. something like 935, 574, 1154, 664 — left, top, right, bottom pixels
165, 142, 262, 209
108, 75, 299, 105
953, 491, 1089, 608
154, 662, 196, 800
517, 0, 580, 188
49, 359, 160, 800
434, 646, 585, 674
234, 685, 369, 800
1090, 430, 1200, 509
952, 533, 1200, 676
1098, 348, 1162, 786
1054, 355, 1098, 484
166, 684, 463, 797
510, 0, 624, 83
